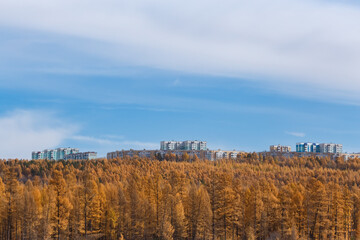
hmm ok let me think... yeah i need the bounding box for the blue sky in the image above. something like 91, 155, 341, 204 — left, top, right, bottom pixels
1, 0, 360, 158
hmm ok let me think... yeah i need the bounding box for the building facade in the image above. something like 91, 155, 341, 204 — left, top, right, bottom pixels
107, 150, 156, 159
64, 152, 97, 160
205, 150, 240, 160
296, 143, 319, 153
160, 140, 207, 151
296, 142, 342, 154
270, 144, 291, 153
32, 151, 44, 160
341, 153, 360, 160
160, 141, 179, 150
107, 149, 241, 161
260, 151, 339, 160
32, 148, 79, 160
319, 143, 343, 154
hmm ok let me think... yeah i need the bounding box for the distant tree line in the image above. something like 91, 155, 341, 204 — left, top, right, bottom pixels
0, 154, 360, 239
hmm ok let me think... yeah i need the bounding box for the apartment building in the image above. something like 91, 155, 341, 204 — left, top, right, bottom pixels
32, 147, 79, 160
107, 149, 241, 161
296, 142, 342, 154
160, 141, 178, 150
270, 144, 291, 153
64, 152, 97, 160
341, 153, 360, 160
107, 150, 156, 159
160, 140, 207, 151
260, 151, 339, 160
205, 150, 239, 160
296, 143, 319, 153
31, 151, 44, 160
319, 143, 343, 154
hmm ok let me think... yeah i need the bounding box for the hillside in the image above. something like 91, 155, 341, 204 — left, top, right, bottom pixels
0, 155, 360, 239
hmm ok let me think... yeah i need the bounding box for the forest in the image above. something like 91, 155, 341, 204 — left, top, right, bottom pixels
1, 153, 360, 240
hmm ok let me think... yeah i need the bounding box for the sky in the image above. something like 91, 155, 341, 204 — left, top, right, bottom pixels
1, 0, 360, 159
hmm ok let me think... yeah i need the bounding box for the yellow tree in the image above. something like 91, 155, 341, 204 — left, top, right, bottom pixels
128, 176, 145, 239
21, 180, 41, 239
182, 153, 190, 162
279, 183, 305, 239
343, 187, 353, 240
159, 182, 174, 240
258, 179, 279, 239
185, 183, 212, 240
352, 186, 360, 239
96, 183, 106, 232
216, 186, 236, 239
68, 185, 82, 239
147, 172, 170, 238
212, 172, 237, 240
171, 194, 187, 239
0, 177, 5, 238
3, 168, 19, 240
50, 170, 73, 240
101, 183, 118, 239
37, 186, 53, 240
195, 185, 212, 239
117, 184, 129, 238
243, 182, 264, 240
304, 178, 328, 239
327, 183, 344, 239
80, 169, 100, 236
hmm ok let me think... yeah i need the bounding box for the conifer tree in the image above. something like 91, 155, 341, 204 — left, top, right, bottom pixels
4, 168, 19, 240
171, 194, 187, 239
0, 177, 6, 239
22, 180, 40, 239
128, 176, 145, 239
49, 169, 73, 240
304, 178, 327, 239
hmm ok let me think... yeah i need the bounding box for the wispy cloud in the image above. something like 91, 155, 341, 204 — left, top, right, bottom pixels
285, 131, 306, 137
71, 135, 158, 150
1, 0, 360, 103
0, 109, 77, 159
102, 134, 125, 140
0, 109, 157, 159
70, 135, 117, 145
119, 141, 158, 150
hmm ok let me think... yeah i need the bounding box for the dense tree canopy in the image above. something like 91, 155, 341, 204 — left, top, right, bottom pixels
0, 154, 360, 239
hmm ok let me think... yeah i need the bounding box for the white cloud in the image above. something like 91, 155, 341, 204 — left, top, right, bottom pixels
0, 110, 77, 159
0, 110, 157, 159
285, 131, 306, 137
1, 0, 360, 102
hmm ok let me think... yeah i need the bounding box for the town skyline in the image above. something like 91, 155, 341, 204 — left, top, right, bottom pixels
28, 140, 352, 161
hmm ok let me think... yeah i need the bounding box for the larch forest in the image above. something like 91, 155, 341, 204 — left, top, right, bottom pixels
1, 153, 360, 240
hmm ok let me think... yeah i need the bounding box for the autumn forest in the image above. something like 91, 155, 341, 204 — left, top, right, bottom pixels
1, 154, 360, 240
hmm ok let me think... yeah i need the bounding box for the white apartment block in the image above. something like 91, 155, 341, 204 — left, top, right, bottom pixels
64, 152, 97, 160
107, 149, 242, 161
107, 150, 156, 159
160, 140, 207, 151
270, 144, 291, 153
319, 143, 343, 154
206, 150, 239, 160
160, 141, 179, 150
341, 153, 360, 160
32, 147, 79, 160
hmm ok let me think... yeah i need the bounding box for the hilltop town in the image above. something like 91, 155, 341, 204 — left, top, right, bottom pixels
31, 140, 359, 161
